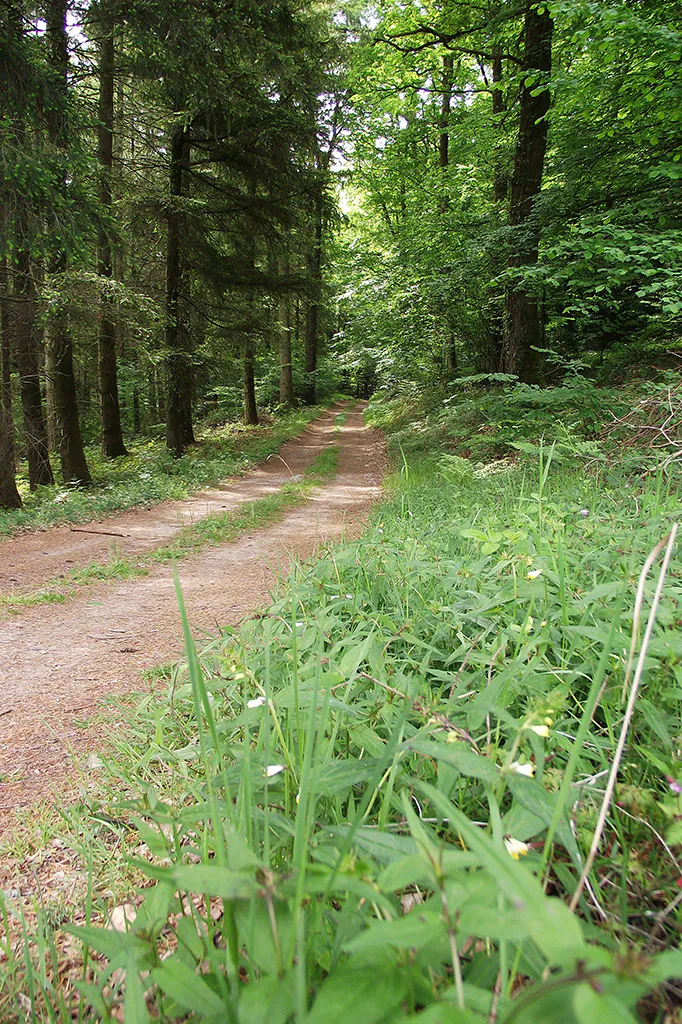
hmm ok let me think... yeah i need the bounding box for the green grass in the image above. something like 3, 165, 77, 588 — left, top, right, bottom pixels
0, 404, 332, 538
3, 392, 682, 1022
0, 447, 340, 612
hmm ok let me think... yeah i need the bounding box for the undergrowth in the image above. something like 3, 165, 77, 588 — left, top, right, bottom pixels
0, 403, 333, 538
2, 386, 682, 1022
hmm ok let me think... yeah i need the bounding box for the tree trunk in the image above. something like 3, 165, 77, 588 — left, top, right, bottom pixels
14, 246, 53, 488
303, 194, 323, 406
165, 123, 193, 457
46, 0, 91, 484
0, 400, 21, 508
502, 3, 553, 383
445, 329, 458, 378
0, 258, 15, 470
491, 44, 507, 204
439, 52, 453, 170
97, 13, 127, 458
278, 257, 294, 405
49, 315, 92, 484
243, 341, 258, 425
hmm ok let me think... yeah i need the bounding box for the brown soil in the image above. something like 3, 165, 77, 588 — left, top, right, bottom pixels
0, 404, 344, 597
0, 403, 386, 828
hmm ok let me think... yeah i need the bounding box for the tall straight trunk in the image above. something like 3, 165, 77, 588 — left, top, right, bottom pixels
0, 261, 20, 507
165, 123, 194, 456
46, 0, 90, 484
243, 341, 258, 425
502, 2, 553, 383
439, 53, 453, 170
0, 258, 15, 469
278, 257, 294, 405
97, 13, 127, 458
303, 193, 323, 406
491, 44, 507, 203
15, 246, 53, 488
487, 43, 507, 371
0, 401, 21, 508
439, 53, 456, 375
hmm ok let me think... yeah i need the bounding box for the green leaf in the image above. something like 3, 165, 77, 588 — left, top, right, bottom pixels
238, 972, 296, 1024
572, 984, 639, 1024
124, 957, 150, 1024
345, 910, 446, 953
169, 864, 255, 900
152, 957, 226, 1019
410, 738, 499, 784
305, 965, 410, 1024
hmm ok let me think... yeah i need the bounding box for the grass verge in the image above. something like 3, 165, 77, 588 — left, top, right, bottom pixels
2, 394, 682, 1022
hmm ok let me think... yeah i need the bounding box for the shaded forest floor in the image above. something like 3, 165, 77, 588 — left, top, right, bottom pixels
0, 402, 386, 825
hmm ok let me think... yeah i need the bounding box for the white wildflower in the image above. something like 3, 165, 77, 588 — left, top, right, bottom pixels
504, 836, 530, 860
528, 724, 550, 738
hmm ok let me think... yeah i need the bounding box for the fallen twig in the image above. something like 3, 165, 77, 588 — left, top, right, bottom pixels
69, 527, 129, 538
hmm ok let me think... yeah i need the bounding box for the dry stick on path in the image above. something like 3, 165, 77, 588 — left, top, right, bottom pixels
569, 524, 678, 914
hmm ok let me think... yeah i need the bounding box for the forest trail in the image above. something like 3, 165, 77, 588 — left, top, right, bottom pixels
0, 403, 346, 597
0, 404, 386, 826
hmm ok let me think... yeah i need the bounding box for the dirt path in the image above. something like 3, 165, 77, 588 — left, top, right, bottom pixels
0, 404, 386, 824
0, 404, 344, 597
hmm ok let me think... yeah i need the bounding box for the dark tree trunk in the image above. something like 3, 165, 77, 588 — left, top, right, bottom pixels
304, 303, 318, 405
97, 13, 127, 458
0, 400, 21, 508
502, 3, 553, 383
491, 44, 507, 204
243, 341, 258, 425
439, 52, 453, 170
49, 314, 91, 484
0, 258, 15, 470
133, 382, 140, 433
46, 0, 91, 484
165, 123, 193, 457
14, 246, 53, 488
445, 329, 458, 377
278, 257, 294, 405
303, 194, 323, 406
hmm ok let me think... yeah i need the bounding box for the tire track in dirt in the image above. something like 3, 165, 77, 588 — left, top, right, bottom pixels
0, 404, 386, 824
0, 404, 344, 598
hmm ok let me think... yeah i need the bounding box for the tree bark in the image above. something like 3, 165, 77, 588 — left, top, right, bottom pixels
439, 52, 453, 170
243, 341, 259, 425
165, 123, 194, 456
0, 401, 21, 508
502, 2, 553, 383
491, 44, 507, 203
278, 257, 294, 405
0, 258, 15, 470
14, 245, 54, 488
303, 192, 323, 406
97, 11, 127, 458
46, 0, 91, 484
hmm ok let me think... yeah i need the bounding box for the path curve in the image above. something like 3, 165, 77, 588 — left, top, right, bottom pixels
0, 404, 386, 825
